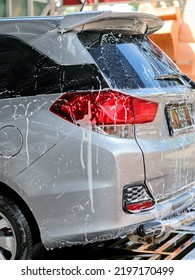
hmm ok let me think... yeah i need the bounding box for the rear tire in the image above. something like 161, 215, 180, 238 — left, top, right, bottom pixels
0, 194, 33, 259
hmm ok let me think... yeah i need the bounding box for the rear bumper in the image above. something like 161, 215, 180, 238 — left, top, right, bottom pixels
41, 185, 195, 248
128, 186, 195, 243
154, 185, 195, 219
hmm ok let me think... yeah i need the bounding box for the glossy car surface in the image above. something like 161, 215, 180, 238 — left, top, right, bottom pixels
1, 11, 195, 260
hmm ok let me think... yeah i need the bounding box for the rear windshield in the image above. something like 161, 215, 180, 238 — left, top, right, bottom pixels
79, 32, 183, 90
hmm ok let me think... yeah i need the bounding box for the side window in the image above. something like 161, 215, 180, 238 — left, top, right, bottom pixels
0, 35, 108, 99
0, 36, 64, 99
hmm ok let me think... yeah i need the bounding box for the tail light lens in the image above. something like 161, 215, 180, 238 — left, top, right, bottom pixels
50, 90, 158, 138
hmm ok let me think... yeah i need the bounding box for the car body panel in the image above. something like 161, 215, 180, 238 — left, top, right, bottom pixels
0, 94, 67, 175
14, 124, 144, 247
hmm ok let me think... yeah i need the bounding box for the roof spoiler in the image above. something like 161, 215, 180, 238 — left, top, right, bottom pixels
58, 11, 163, 36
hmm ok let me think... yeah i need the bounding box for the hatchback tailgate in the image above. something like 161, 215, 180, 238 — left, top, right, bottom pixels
135, 87, 195, 201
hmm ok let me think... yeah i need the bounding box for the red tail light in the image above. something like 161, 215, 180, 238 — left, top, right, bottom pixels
50, 90, 158, 137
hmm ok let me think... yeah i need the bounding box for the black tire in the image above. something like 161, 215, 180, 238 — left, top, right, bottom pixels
0, 194, 33, 260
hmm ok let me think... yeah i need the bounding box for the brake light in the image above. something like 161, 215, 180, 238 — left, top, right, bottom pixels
50, 90, 158, 138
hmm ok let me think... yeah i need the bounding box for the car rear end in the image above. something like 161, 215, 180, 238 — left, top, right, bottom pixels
38, 11, 195, 245
55, 12, 195, 241
3, 12, 195, 250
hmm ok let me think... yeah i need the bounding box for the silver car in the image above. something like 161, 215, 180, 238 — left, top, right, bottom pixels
1, 11, 195, 260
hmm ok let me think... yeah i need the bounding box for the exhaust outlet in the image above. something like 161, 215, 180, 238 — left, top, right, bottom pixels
137, 221, 165, 238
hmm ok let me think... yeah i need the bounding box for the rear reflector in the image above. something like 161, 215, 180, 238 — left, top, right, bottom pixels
50, 90, 158, 138
126, 200, 153, 212
123, 184, 155, 213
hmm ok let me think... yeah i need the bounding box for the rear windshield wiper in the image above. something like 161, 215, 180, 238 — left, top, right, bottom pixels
154, 73, 195, 89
